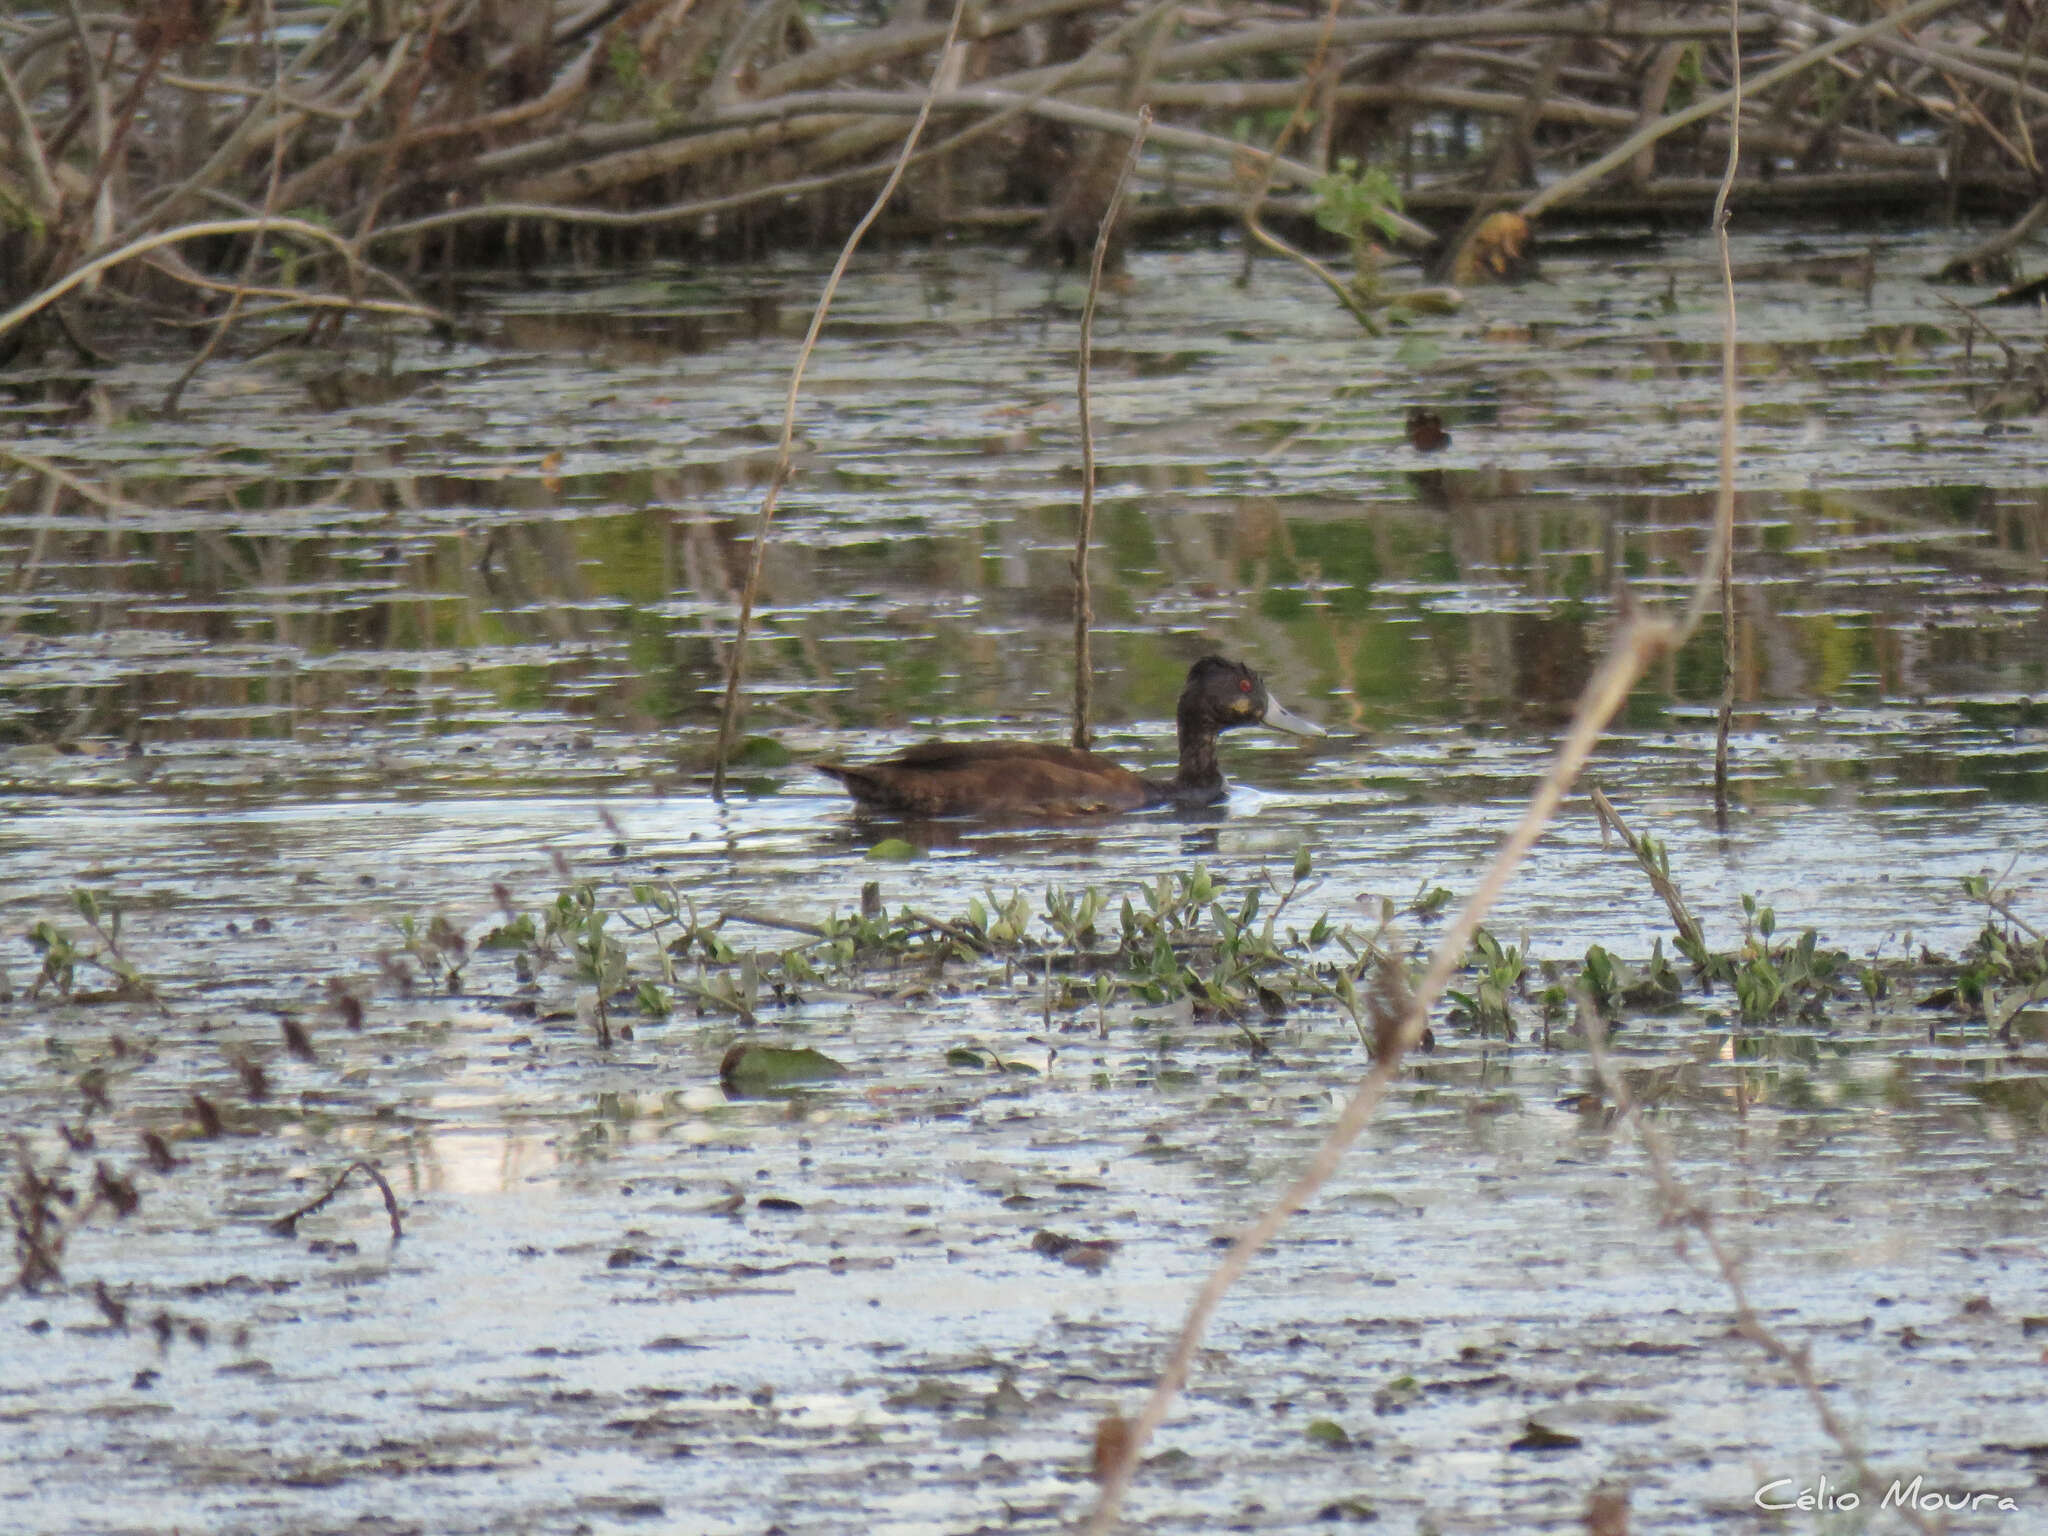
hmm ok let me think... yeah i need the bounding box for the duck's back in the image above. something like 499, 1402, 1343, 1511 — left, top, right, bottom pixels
817, 740, 1157, 818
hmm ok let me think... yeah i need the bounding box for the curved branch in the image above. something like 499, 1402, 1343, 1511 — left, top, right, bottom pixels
0, 217, 436, 341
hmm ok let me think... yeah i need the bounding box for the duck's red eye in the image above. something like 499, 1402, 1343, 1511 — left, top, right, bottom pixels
1239, 679, 1253, 692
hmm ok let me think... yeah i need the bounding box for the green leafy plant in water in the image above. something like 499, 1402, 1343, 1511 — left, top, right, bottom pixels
1446, 927, 1524, 1036
394, 912, 468, 992
26, 919, 80, 999
28, 890, 159, 1005
1579, 939, 1682, 1019
1409, 884, 1458, 921
1043, 885, 1105, 953
572, 906, 630, 1045
1951, 879, 2048, 1033
1311, 157, 1405, 302
1709, 895, 1849, 1025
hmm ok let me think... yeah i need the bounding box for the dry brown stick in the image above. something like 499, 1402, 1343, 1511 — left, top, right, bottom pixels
163, 0, 283, 415
0, 53, 61, 215
1233, 0, 1352, 316
722, 906, 829, 939
137, 268, 448, 327
1239, 224, 1382, 335
285, 36, 603, 209
1630, 41, 1688, 186
1979, 885, 2046, 944
155, 68, 361, 118
1071, 106, 1151, 753
488, 89, 1369, 227
1083, 9, 1751, 1526
32, 0, 172, 300
1520, 0, 1969, 221
1577, 996, 1938, 1536
1710, 4, 1743, 832
472, 10, 1166, 184
1084, 618, 1694, 1534
352, 0, 454, 248
1221, 0, 1384, 331
709, 0, 969, 801
1238, 0, 1339, 219
1587, 784, 1709, 963
0, 217, 442, 341
266, 1159, 404, 1240
1151, 7, 1777, 81
1281, 76, 1937, 169
1482, 34, 1566, 191
786, 0, 1180, 182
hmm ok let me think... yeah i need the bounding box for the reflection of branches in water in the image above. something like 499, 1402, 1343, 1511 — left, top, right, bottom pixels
5, 441, 2044, 747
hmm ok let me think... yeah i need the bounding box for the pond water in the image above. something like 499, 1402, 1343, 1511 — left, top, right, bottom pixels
2, 230, 2046, 1534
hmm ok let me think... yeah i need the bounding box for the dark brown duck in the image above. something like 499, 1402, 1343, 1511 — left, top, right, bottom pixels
816, 656, 1325, 818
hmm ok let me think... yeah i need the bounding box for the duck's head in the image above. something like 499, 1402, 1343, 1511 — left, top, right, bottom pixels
1179, 656, 1325, 739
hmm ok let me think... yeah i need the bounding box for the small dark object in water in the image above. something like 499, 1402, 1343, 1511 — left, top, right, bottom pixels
1405, 407, 1451, 453
1032, 1229, 1117, 1271
815, 656, 1324, 818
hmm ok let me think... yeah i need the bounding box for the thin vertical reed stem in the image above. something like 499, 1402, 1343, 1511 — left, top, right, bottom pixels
1711, 0, 1743, 829
710, 0, 969, 800
1071, 107, 1150, 752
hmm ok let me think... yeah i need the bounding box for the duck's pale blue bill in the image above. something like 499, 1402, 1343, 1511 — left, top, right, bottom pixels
1261, 696, 1326, 738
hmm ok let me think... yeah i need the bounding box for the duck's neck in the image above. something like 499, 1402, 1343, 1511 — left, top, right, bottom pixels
1170, 711, 1225, 803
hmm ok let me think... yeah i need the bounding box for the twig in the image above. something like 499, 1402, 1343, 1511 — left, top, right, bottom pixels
492, 90, 1354, 221
1979, 887, 2045, 944
0, 53, 61, 214
723, 907, 829, 939
1230, 0, 1386, 335
904, 910, 993, 954
1760, 0, 2048, 115
1082, 0, 1751, 1518
163, 0, 284, 415
1072, 107, 1150, 752
266, 1159, 403, 1241
1587, 785, 1710, 965
1084, 620, 1691, 1533
0, 217, 443, 342
1239, 222, 1384, 336
1711, 0, 1744, 830
137, 260, 448, 326
709, 0, 971, 800
351, 0, 455, 246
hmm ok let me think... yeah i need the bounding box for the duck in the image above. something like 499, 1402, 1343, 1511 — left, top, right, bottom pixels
815, 656, 1324, 818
